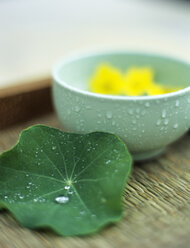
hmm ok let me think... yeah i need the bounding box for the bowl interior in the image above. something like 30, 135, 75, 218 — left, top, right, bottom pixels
56, 52, 190, 92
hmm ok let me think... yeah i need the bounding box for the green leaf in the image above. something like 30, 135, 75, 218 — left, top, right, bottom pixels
0, 125, 132, 236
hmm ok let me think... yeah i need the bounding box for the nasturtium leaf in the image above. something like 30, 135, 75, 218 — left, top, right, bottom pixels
0, 125, 132, 236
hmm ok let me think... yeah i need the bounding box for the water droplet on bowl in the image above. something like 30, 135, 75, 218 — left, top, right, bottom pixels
141, 110, 146, 116
145, 102, 150, 107
164, 119, 169, 125
106, 111, 112, 119
156, 119, 161, 126
173, 123, 178, 129
136, 108, 140, 114
132, 119, 136, 124
128, 109, 133, 115
175, 100, 180, 107
162, 110, 166, 118
86, 105, 91, 109
112, 120, 116, 126
75, 106, 80, 112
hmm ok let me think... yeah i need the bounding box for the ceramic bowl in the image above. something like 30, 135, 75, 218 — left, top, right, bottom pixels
52, 51, 190, 161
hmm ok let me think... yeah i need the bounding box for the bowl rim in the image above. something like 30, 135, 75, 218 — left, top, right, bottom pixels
52, 50, 190, 101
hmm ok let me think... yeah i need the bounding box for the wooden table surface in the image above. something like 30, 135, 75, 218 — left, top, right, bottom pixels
0, 112, 190, 248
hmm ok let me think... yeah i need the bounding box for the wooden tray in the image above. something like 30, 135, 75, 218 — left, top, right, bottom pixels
0, 79, 190, 248
0, 78, 53, 129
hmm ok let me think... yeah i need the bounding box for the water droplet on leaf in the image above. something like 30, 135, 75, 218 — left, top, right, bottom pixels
105, 160, 111, 165
55, 196, 69, 204
64, 185, 70, 190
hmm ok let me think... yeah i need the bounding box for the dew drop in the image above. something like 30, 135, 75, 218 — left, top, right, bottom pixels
175, 100, 180, 107
105, 160, 111, 165
55, 196, 69, 204
145, 102, 150, 107
112, 120, 116, 126
80, 211, 85, 215
136, 108, 140, 114
128, 109, 133, 115
164, 119, 169, 125
101, 197, 107, 203
52, 146, 56, 150
64, 185, 70, 190
173, 123, 178, 129
75, 106, 80, 112
162, 110, 166, 118
156, 119, 161, 126
86, 105, 91, 109
132, 119, 137, 124
106, 111, 112, 119
141, 110, 146, 116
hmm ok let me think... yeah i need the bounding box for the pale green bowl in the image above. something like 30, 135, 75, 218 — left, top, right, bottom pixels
52, 51, 190, 161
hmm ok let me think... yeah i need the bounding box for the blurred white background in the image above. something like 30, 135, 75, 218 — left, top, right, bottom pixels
0, 0, 190, 88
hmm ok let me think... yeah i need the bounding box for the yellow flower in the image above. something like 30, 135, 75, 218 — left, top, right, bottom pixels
89, 64, 124, 95
146, 83, 166, 95
162, 86, 182, 94
147, 84, 181, 96
89, 64, 182, 96
123, 67, 154, 96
